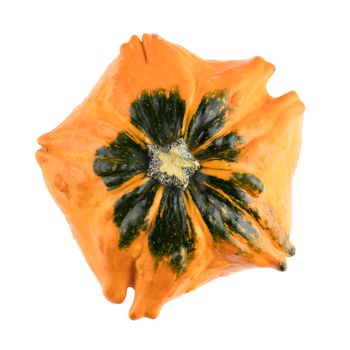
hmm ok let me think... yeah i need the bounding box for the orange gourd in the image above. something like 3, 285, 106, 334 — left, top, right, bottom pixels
36, 34, 304, 319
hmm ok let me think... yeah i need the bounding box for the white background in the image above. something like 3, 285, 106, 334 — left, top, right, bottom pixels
1, 0, 349, 349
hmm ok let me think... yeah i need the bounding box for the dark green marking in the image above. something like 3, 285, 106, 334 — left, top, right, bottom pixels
114, 179, 159, 248
231, 172, 264, 197
130, 89, 186, 146
210, 172, 291, 254
186, 91, 230, 151
148, 187, 195, 274
189, 172, 259, 244
204, 174, 263, 226
195, 132, 241, 161
93, 132, 148, 190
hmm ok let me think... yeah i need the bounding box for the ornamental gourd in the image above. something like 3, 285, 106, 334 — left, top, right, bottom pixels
36, 34, 304, 319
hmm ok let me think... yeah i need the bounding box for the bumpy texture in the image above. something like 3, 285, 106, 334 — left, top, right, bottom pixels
36, 34, 304, 319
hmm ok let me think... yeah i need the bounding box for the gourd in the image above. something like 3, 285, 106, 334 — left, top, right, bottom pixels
36, 34, 304, 319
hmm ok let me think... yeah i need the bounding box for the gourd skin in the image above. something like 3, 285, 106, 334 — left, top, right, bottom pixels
36, 34, 304, 319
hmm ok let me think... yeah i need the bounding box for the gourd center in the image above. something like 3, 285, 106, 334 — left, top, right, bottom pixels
147, 139, 200, 190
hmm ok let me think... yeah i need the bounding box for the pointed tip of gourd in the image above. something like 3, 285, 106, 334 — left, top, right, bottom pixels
287, 245, 296, 257
129, 309, 159, 321
129, 311, 140, 321
102, 283, 128, 304
284, 242, 296, 257
279, 261, 288, 272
